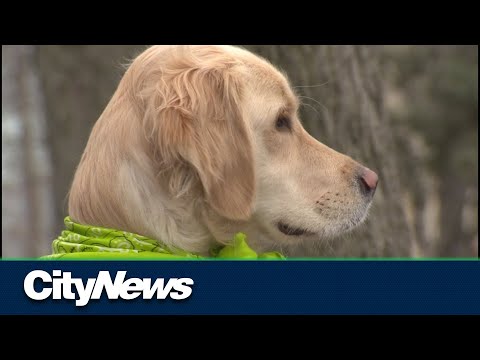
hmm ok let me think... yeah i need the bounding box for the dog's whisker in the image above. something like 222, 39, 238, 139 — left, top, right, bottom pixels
300, 102, 321, 117
323, 236, 336, 257
312, 237, 323, 256
298, 95, 330, 115
293, 81, 331, 89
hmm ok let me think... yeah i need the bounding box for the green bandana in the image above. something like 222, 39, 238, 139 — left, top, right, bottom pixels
42, 217, 285, 260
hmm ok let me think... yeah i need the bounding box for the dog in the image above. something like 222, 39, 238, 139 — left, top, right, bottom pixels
68, 45, 378, 256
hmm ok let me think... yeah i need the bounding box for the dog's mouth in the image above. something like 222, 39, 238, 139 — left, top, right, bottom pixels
277, 221, 316, 236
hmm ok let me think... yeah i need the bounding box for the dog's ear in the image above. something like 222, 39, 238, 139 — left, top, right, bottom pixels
140, 46, 255, 221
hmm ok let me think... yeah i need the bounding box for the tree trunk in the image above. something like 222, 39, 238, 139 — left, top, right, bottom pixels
36, 45, 416, 257
2, 45, 55, 257
436, 171, 470, 257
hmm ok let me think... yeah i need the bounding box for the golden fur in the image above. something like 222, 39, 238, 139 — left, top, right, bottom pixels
68, 45, 377, 256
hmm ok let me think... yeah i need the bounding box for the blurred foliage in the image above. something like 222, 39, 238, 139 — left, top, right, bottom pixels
383, 45, 478, 184
381, 45, 478, 256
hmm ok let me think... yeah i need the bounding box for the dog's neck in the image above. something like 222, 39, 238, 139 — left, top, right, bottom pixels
113, 157, 216, 256
119, 157, 288, 256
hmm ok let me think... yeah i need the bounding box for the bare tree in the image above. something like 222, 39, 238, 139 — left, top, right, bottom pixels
2, 45, 55, 257
382, 45, 478, 258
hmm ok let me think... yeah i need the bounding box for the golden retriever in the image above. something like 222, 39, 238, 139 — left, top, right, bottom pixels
68, 45, 378, 256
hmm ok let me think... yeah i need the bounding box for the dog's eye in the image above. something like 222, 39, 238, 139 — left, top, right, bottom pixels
275, 116, 292, 132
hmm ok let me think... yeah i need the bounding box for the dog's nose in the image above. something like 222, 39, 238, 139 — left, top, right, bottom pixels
358, 168, 378, 196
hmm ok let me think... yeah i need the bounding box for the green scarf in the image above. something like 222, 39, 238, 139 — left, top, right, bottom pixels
42, 217, 285, 260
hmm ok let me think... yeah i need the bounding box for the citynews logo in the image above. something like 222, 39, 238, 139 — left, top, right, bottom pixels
24, 270, 194, 307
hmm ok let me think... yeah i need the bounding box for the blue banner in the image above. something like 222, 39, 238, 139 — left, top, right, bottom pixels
1, 260, 479, 315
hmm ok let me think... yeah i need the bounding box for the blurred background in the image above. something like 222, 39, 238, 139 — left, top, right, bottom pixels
2, 45, 478, 258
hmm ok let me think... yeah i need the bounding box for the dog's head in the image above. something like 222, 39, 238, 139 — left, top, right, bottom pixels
69, 45, 378, 254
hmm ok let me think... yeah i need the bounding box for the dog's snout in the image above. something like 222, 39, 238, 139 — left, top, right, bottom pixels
358, 168, 378, 196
